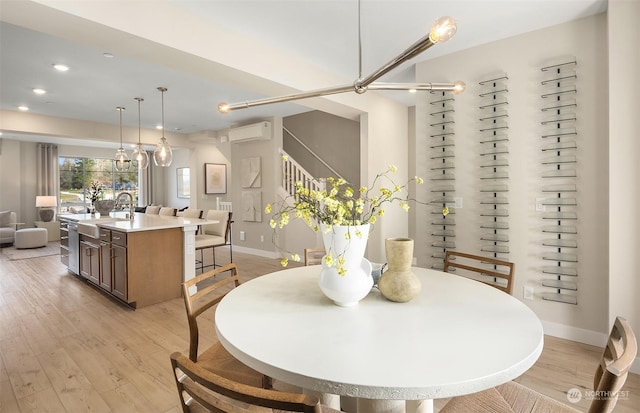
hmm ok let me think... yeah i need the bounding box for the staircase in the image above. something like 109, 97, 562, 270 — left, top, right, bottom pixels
278, 149, 324, 200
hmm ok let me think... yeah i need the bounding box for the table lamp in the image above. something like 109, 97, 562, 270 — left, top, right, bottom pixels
36, 196, 57, 222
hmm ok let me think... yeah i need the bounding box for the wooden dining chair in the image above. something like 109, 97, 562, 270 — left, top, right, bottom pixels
443, 250, 515, 295
304, 248, 325, 266
195, 210, 233, 272
181, 263, 272, 390
440, 316, 637, 413
171, 351, 342, 413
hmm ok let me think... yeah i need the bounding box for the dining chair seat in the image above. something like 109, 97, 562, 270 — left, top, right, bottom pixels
440, 316, 637, 413
195, 234, 225, 249
440, 381, 580, 412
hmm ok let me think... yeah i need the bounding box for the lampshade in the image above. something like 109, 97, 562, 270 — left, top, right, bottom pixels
36, 196, 57, 207
36, 195, 57, 222
153, 87, 172, 167
132, 97, 149, 169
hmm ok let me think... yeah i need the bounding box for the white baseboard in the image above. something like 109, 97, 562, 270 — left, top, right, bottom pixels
233, 245, 279, 259
542, 320, 640, 374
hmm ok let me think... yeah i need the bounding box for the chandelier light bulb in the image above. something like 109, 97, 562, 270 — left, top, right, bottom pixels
153, 137, 173, 167
153, 87, 172, 167
429, 16, 457, 43
217, 102, 230, 114
132, 97, 149, 169
452, 80, 466, 94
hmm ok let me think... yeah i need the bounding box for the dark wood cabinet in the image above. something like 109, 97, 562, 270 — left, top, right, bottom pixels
97, 229, 127, 301
79, 239, 100, 284
99, 241, 112, 291
111, 243, 127, 301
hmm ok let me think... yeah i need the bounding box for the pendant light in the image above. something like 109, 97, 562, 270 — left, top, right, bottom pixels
114, 106, 131, 172
153, 86, 172, 167
131, 97, 149, 169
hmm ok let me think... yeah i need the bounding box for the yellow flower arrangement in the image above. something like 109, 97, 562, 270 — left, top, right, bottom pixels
265, 164, 425, 272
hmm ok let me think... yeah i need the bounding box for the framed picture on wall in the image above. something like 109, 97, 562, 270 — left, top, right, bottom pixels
205, 163, 227, 194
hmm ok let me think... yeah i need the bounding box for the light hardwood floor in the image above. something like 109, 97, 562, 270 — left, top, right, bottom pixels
0, 247, 638, 412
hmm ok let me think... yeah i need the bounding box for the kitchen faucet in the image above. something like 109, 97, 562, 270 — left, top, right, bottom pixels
115, 192, 135, 220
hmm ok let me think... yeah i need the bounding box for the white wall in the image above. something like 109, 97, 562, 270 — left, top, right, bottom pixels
608, 0, 640, 372
415, 14, 611, 343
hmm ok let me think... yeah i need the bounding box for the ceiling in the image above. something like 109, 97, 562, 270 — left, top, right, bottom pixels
0, 0, 607, 147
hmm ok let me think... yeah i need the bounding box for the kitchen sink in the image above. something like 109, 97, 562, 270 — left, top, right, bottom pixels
78, 218, 127, 238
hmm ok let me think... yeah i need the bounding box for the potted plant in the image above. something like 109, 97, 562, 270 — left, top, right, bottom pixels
265, 162, 426, 306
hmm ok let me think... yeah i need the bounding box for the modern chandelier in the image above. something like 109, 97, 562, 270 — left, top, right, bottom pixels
114, 106, 131, 172
217, 4, 464, 113
153, 86, 173, 167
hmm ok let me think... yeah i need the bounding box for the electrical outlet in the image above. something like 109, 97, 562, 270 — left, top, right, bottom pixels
523, 286, 534, 300
260, 235, 265, 242
535, 198, 545, 212
239, 231, 246, 241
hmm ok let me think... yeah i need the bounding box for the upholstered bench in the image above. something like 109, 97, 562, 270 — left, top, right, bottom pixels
15, 228, 48, 249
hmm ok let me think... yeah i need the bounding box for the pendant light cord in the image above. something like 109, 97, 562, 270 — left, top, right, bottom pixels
358, 0, 362, 80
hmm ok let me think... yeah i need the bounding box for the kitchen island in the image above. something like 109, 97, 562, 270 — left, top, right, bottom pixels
59, 212, 211, 308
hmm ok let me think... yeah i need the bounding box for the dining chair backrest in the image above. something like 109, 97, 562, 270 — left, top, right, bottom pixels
145, 205, 161, 214
443, 251, 515, 295
181, 263, 241, 363
170, 351, 325, 413
159, 207, 177, 216
177, 208, 203, 219
589, 316, 637, 413
304, 248, 325, 266
202, 209, 231, 240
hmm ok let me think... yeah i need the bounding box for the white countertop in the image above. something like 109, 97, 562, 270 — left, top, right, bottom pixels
59, 212, 213, 233
216, 266, 544, 401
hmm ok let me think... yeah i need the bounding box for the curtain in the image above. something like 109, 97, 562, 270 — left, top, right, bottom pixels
37, 143, 59, 197
138, 150, 153, 206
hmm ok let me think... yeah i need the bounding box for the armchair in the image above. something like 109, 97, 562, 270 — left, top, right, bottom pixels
0, 211, 18, 245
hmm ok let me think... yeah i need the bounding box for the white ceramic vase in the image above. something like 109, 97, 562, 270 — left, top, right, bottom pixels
318, 223, 373, 307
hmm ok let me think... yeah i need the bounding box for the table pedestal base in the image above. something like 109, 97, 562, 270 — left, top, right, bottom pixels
340, 397, 433, 413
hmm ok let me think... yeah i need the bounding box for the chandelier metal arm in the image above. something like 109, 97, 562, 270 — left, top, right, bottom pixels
355, 35, 435, 92
368, 82, 458, 91
221, 84, 354, 112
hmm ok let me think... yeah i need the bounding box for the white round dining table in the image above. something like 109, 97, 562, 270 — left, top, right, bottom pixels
215, 266, 544, 413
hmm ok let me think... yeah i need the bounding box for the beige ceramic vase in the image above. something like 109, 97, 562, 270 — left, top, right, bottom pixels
378, 238, 422, 303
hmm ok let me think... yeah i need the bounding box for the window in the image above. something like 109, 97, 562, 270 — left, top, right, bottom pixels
59, 157, 140, 212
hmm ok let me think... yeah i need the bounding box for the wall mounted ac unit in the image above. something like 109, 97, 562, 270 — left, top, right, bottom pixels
228, 121, 272, 143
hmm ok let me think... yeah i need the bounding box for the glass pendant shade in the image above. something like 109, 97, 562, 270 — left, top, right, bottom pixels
114, 106, 131, 172
133, 97, 149, 169
153, 87, 172, 167
132, 143, 149, 169
153, 137, 173, 167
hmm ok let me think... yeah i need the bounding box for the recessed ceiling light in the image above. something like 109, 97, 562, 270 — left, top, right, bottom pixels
156, 125, 163, 130
408, 89, 417, 94
53, 64, 69, 72
18, 105, 29, 111
33, 88, 46, 95
103, 53, 114, 58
